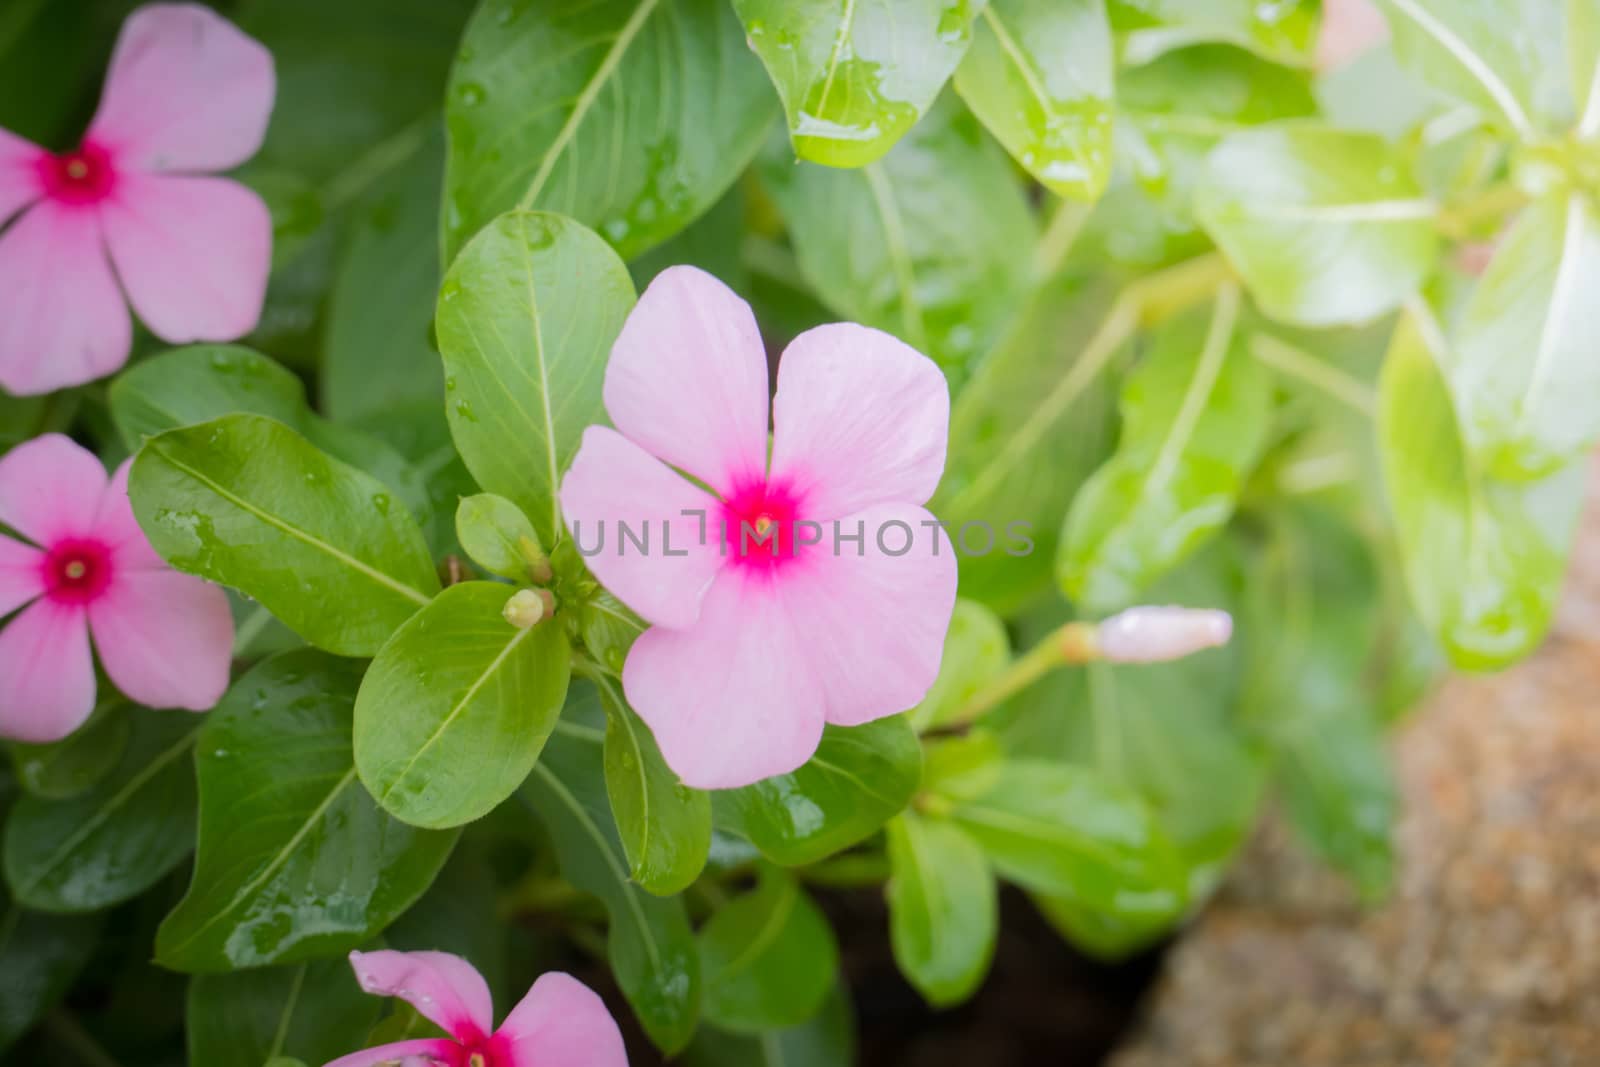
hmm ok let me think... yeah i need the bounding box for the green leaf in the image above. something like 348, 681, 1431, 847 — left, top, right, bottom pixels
885, 813, 996, 1007
10, 704, 130, 800
1060, 288, 1270, 610
589, 675, 712, 896
522, 723, 700, 1053
1448, 194, 1600, 480
716, 716, 922, 867
1107, 0, 1318, 65
1378, 306, 1583, 669
442, 0, 776, 261
759, 95, 1038, 382
383, 847, 510, 1002
733, 0, 980, 168
111, 345, 432, 521
435, 211, 636, 548
1242, 507, 1396, 899
322, 126, 448, 422
1375, 0, 1569, 140
698, 866, 838, 1032
1197, 123, 1440, 327
355, 582, 572, 829
682, 984, 855, 1067
575, 591, 649, 675
953, 0, 1114, 200
931, 277, 1122, 613
187, 957, 381, 1067
0, 904, 101, 1053
156, 652, 458, 972
238, 0, 470, 184
130, 413, 440, 657
4, 711, 197, 913
908, 599, 1011, 731
949, 761, 1187, 924
455, 493, 544, 582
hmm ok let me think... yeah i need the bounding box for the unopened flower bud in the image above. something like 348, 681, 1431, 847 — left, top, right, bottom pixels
519, 534, 554, 584
503, 588, 555, 629
1095, 606, 1233, 664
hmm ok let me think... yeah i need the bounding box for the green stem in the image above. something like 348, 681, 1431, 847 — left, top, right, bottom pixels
1032, 198, 1093, 281
1248, 334, 1377, 416
1438, 181, 1527, 240
801, 852, 892, 888
943, 621, 1100, 729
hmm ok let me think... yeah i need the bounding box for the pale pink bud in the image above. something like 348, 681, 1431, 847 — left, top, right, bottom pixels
1096, 606, 1233, 664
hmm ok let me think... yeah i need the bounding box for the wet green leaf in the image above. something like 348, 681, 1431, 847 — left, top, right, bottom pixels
4, 711, 197, 913
435, 211, 635, 548
10, 704, 130, 801
355, 582, 572, 829
1060, 288, 1271, 610
886, 812, 996, 1007
522, 723, 701, 1053
187, 956, 381, 1067
734, 0, 980, 168
1378, 306, 1583, 669
1375, 0, 1569, 139
954, 0, 1114, 199
156, 652, 458, 972
591, 676, 712, 896
1196, 123, 1440, 327
682, 984, 855, 1067
443, 0, 775, 261
1448, 194, 1600, 480
698, 866, 838, 1031
759, 94, 1037, 383
130, 414, 440, 657
716, 716, 922, 867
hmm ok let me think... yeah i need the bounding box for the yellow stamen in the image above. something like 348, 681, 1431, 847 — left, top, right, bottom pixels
65, 159, 89, 180
65, 560, 87, 580
754, 515, 774, 536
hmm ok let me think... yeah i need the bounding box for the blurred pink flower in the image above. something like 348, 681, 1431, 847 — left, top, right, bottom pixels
1316, 0, 1389, 72
327, 949, 627, 1067
0, 434, 233, 741
0, 3, 275, 396
560, 266, 958, 789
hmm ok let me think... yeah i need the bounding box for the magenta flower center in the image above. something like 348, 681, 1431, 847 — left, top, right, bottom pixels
721, 480, 806, 570
447, 1031, 512, 1067
41, 143, 117, 205
42, 539, 114, 604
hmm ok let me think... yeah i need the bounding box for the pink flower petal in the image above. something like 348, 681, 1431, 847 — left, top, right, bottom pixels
91, 460, 166, 572
88, 568, 232, 711
559, 426, 724, 630
603, 266, 769, 497
497, 972, 628, 1067
781, 503, 958, 727
623, 569, 826, 789
0, 434, 109, 546
0, 199, 132, 395
322, 1038, 460, 1067
0, 597, 95, 742
100, 174, 271, 344
768, 323, 949, 520
87, 3, 274, 174
0, 129, 46, 226
0, 534, 45, 618
347, 950, 495, 1044
1316, 0, 1388, 72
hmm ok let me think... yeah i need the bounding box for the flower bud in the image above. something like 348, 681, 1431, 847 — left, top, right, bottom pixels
503, 587, 555, 629
1095, 606, 1233, 664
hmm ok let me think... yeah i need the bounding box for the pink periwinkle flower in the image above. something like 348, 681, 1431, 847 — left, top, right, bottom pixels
0, 434, 233, 741
327, 949, 627, 1067
0, 3, 275, 396
559, 266, 958, 789
1315, 0, 1389, 72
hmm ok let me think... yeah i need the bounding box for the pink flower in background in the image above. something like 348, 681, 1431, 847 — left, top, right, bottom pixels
0, 3, 275, 396
1316, 0, 1389, 72
560, 267, 957, 789
326, 949, 628, 1067
0, 434, 233, 741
